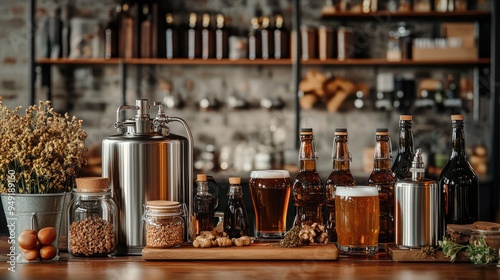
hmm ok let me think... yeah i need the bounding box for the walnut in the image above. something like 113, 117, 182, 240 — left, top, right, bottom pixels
215, 237, 232, 247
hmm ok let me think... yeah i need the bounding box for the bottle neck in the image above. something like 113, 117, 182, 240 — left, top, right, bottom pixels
373, 135, 392, 170
299, 135, 318, 171
197, 181, 210, 195
228, 185, 242, 198
451, 120, 466, 158
332, 135, 351, 171
398, 120, 414, 154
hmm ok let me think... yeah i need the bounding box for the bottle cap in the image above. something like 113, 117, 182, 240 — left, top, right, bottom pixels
376, 128, 389, 134
335, 128, 348, 135
229, 177, 241, 185
451, 114, 464, 121
300, 128, 313, 135
75, 177, 109, 192
197, 174, 207, 182
400, 115, 412, 121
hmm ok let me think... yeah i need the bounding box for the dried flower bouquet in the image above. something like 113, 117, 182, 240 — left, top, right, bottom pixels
0, 98, 87, 194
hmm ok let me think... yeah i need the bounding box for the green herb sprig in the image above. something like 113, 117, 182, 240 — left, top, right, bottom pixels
439, 234, 498, 266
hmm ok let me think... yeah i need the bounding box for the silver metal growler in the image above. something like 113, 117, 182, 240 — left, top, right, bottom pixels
394, 148, 443, 248
102, 99, 193, 255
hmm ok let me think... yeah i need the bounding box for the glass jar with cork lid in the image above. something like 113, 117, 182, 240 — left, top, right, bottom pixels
67, 177, 118, 257
143, 200, 185, 248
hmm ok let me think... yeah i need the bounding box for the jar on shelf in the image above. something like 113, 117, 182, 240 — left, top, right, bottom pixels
67, 177, 118, 257
143, 200, 185, 248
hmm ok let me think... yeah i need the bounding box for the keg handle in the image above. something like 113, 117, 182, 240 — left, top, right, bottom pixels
114, 105, 139, 131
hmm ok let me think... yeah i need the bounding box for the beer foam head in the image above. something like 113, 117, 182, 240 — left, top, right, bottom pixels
335, 186, 378, 197
250, 170, 290, 179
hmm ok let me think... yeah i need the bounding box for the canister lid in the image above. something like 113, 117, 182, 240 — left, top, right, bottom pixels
400, 115, 412, 121
197, 174, 207, 182
75, 177, 109, 192
145, 200, 182, 216
229, 177, 241, 185
451, 114, 464, 121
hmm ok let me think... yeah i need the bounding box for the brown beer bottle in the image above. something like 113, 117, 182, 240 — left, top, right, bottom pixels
194, 174, 215, 236
224, 177, 249, 238
392, 115, 415, 180
325, 128, 356, 242
292, 128, 326, 226
367, 128, 396, 243
439, 115, 478, 225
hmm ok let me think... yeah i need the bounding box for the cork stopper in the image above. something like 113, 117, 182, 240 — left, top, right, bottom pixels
229, 177, 241, 185
376, 128, 389, 135
75, 177, 109, 192
335, 128, 348, 135
300, 128, 313, 135
400, 115, 412, 121
197, 174, 207, 182
451, 114, 464, 121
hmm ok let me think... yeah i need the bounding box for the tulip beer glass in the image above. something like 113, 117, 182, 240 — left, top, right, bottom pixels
335, 186, 379, 255
249, 170, 291, 239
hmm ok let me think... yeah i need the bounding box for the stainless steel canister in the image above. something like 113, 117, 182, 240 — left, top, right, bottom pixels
102, 99, 193, 255
394, 149, 443, 248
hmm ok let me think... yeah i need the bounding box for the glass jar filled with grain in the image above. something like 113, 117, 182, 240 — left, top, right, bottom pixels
143, 200, 185, 248
68, 177, 118, 257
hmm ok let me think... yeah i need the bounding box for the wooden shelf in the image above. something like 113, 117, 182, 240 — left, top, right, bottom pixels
321, 10, 491, 20
36, 58, 490, 67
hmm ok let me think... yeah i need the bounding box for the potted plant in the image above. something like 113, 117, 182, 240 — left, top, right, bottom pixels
0, 97, 87, 261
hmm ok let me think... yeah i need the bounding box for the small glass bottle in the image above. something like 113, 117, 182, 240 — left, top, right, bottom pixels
224, 177, 249, 238
68, 177, 118, 257
325, 128, 356, 242
292, 128, 326, 227
143, 200, 185, 248
367, 128, 396, 243
194, 174, 215, 236
439, 115, 479, 225
392, 115, 415, 180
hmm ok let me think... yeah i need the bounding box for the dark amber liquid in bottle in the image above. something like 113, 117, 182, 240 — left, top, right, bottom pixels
325, 129, 355, 242
194, 177, 215, 235
293, 129, 326, 226
392, 116, 414, 180
224, 179, 249, 238
439, 115, 478, 225
367, 129, 395, 243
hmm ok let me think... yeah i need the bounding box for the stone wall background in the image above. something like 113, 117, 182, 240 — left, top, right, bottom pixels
0, 0, 493, 178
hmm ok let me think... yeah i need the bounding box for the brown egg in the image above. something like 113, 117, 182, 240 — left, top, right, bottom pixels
38, 227, 57, 245
18, 232, 38, 250
21, 248, 39, 261
39, 245, 57, 260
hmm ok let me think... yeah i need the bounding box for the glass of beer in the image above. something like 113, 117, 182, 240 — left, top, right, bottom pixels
249, 170, 291, 239
335, 186, 379, 255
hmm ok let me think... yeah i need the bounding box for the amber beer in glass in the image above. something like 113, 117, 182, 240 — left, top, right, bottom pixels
249, 170, 291, 239
335, 186, 379, 255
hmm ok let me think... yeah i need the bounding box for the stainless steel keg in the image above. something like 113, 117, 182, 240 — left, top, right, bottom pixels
394, 149, 443, 248
102, 99, 193, 255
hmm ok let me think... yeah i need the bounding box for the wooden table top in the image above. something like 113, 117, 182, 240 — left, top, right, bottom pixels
1, 237, 499, 279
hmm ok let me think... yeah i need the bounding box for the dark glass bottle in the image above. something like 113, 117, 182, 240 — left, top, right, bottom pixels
165, 13, 178, 59
292, 128, 326, 227
325, 128, 356, 242
248, 15, 261, 60
223, 177, 248, 238
194, 174, 215, 236
367, 128, 396, 243
187, 12, 201, 59
273, 14, 289, 59
104, 8, 118, 59
215, 13, 229, 60
439, 115, 479, 225
260, 15, 273, 60
201, 13, 214, 59
392, 115, 414, 180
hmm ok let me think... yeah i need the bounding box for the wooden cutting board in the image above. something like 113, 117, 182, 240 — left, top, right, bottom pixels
386, 244, 469, 262
142, 243, 338, 261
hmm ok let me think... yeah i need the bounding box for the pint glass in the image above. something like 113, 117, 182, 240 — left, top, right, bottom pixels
335, 186, 379, 255
249, 170, 291, 239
